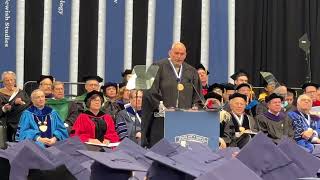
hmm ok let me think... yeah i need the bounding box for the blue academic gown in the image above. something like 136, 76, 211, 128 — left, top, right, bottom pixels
16, 106, 69, 147
288, 110, 320, 152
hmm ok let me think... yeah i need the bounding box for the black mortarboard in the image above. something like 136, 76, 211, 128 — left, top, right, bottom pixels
265, 93, 284, 103
204, 92, 222, 102
277, 138, 320, 178
222, 83, 235, 90
37, 75, 54, 84
229, 93, 247, 102
235, 83, 251, 91
230, 70, 248, 81
208, 83, 225, 94
82, 75, 103, 83
118, 82, 127, 89
101, 82, 118, 92
78, 149, 147, 180
195, 159, 263, 180
301, 82, 319, 90
196, 64, 210, 75
84, 90, 104, 104
237, 133, 305, 180
121, 69, 132, 77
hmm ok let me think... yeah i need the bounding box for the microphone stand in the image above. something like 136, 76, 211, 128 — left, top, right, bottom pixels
305, 50, 312, 83
176, 86, 180, 109
190, 80, 206, 109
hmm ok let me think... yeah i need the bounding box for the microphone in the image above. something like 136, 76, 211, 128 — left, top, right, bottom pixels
188, 79, 206, 108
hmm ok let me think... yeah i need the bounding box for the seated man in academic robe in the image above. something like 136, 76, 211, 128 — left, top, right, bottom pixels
288, 94, 320, 152
115, 89, 143, 143
16, 89, 69, 148
76, 75, 103, 102
46, 81, 81, 131
255, 93, 294, 144
38, 75, 54, 99
235, 83, 259, 117
222, 93, 258, 148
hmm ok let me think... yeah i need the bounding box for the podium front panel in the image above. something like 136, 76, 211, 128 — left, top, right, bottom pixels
164, 111, 219, 150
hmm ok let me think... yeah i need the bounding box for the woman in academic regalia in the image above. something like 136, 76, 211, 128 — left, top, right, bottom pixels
16, 89, 68, 148
71, 90, 119, 144
0, 71, 31, 142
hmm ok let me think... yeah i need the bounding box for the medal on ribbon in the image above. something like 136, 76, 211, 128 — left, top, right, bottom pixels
177, 83, 184, 91
36, 115, 48, 132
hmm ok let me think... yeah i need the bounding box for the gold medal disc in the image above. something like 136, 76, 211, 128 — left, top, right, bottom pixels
177, 83, 184, 91
39, 125, 48, 132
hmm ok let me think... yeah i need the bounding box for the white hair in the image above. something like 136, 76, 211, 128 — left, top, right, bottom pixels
1, 71, 16, 81
297, 94, 311, 104
31, 89, 45, 100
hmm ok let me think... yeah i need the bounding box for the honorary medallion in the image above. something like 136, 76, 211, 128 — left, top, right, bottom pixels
177, 83, 184, 91
39, 125, 48, 132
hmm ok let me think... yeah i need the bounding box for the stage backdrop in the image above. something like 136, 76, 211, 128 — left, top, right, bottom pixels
235, 0, 320, 87
1, 0, 229, 95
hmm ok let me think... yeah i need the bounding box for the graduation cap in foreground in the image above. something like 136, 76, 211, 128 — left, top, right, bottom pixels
3, 140, 89, 180
10, 141, 74, 180
237, 133, 305, 180
277, 138, 320, 178
195, 159, 263, 180
78, 149, 147, 180
112, 138, 154, 180
215, 147, 240, 160
114, 138, 153, 169
146, 139, 195, 179
145, 138, 227, 178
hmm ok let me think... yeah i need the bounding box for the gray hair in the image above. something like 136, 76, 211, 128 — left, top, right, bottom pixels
31, 89, 45, 100
52, 81, 64, 89
1, 71, 16, 81
297, 94, 311, 104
